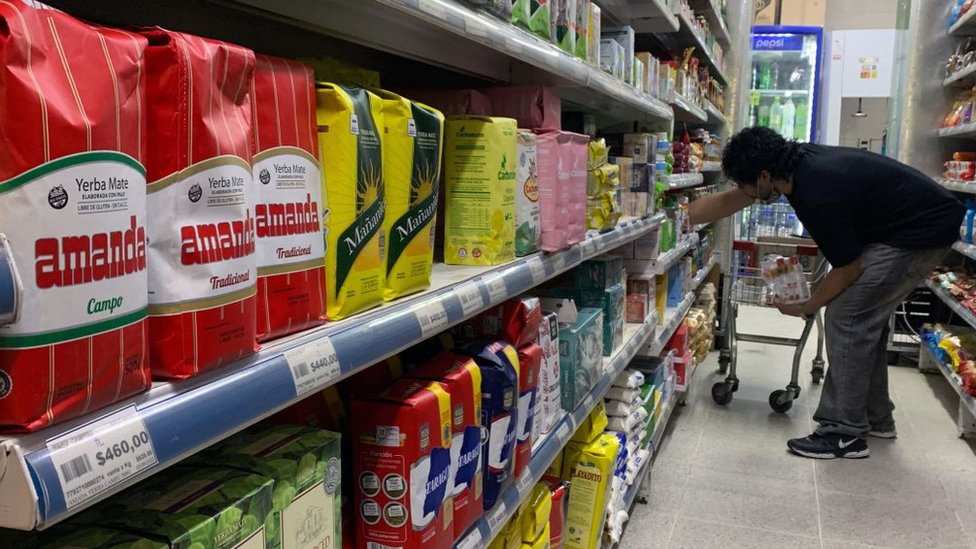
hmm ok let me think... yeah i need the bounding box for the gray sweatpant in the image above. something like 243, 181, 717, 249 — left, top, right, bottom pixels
814, 243, 948, 437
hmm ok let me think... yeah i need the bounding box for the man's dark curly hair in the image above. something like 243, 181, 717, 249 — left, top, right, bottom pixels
722, 127, 804, 185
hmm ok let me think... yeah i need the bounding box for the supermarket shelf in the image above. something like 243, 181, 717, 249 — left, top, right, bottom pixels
945, 63, 976, 87
689, 0, 731, 47
955, 241, 976, 261
648, 234, 699, 275
457, 313, 660, 549
752, 89, 810, 96
671, 92, 707, 123
701, 161, 721, 172
919, 344, 976, 425
228, 0, 673, 123
645, 293, 696, 357
691, 255, 718, 291
939, 123, 976, 139
599, 0, 680, 33
950, 8, 976, 36
675, 10, 727, 85
0, 213, 665, 531
650, 396, 677, 451
938, 177, 976, 193
926, 279, 976, 330
662, 172, 705, 190
704, 100, 727, 125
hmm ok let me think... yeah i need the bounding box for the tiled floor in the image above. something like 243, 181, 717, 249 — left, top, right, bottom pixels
621, 308, 976, 549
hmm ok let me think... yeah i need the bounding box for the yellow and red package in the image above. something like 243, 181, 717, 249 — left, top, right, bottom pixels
250, 55, 325, 342
455, 296, 543, 347
548, 482, 569, 549
0, 0, 151, 431
141, 29, 258, 379
514, 343, 543, 476
409, 352, 484, 538
351, 378, 453, 549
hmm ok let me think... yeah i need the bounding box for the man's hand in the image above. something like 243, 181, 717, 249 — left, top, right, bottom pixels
775, 300, 813, 318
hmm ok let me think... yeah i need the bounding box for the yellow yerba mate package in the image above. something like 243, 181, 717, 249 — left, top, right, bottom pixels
316, 84, 386, 320
444, 116, 518, 266
564, 433, 620, 549
375, 90, 445, 300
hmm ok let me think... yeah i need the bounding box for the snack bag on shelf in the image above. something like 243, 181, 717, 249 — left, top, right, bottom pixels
251, 55, 326, 342
760, 255, 810, 305
374, 90, 444, 301
351, 379, 454, 549
0, 0, 152, 430
190, 425, 341, 549
408, 352, 484, 538
489, 517, 523, 549
142, 29, 258, 380
70, 466, 273, 549
444, 116, 518, 265
511, 0, 552, 41
518, 483, 553, 543
317, 84, 386, 320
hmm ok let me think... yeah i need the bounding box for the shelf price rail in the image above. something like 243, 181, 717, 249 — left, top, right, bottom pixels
0, 213, 664, 531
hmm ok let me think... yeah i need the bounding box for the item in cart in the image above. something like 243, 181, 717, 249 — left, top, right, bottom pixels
512, 0, 552, 40
191, 425, 341, 549
351, 379, 453, 549
72, 466, 273, 549
535, 130, 588, 251
408, 352, 484, 538
760, 255, 810, 304
0, 1, 151, 431
486, 87, 561, 131
457, 341, 520, 509
515, 343, 543, 476
317, 84, 386, 320
602, 27, 635, 85
444, 116, 518, 265
564, 433, 619, 549
559, 308, 604, 411
537, 312, 562, 435
251, 55, 326, 343
516, 131, 542, 256
143, 29, 257, 380
376, 91, 444, 301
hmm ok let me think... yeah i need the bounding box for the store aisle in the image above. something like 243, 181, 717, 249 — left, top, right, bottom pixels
623, 308, 976, 549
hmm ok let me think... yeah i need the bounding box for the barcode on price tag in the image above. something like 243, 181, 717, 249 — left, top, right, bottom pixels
413, 301, 449, 338
457, 284, 485, 317
527, 256, 546, 285
485, 275, 507, 303
46, 405, 158, 508
285, 336, 341, 397
487, 502, 508, 530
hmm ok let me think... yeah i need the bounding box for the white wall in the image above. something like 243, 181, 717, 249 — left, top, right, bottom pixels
825, 0, 898, 30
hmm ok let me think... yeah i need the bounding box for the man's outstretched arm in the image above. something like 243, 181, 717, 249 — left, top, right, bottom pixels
688, 187, 755, 225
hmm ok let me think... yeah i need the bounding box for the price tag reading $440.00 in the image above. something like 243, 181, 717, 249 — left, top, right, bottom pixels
47, 405, 158, 508
285, 335, 341, 397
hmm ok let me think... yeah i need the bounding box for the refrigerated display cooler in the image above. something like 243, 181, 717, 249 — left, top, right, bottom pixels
747, 26, 824, 143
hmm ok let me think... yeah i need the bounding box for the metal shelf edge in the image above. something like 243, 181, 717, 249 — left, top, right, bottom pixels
945, 63, 976, 87
456, 313, 660, 549
938, 177, 976, 194
646, 293, 696, 356
954, 241, 976, 261
950, 9, 976, 36
671, 92, 707, 122
926, 279, 976, 331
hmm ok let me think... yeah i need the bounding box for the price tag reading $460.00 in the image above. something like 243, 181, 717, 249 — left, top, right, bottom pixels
47, 405, 158, 508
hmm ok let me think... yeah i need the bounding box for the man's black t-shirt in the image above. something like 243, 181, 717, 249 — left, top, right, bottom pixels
786, 144, 965, 267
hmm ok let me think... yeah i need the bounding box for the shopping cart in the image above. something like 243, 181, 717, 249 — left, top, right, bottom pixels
713, 238, 828, 412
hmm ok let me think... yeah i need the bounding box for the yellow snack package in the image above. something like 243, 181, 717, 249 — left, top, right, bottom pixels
521, 522, 551, 549
489, 516, 524, 549
374, 90, 445, 300
316, 84, 386, 320
565, 433, 620, 549
444, 116, 518, 265
570, 399, 608, 443
519, 483, 553, 542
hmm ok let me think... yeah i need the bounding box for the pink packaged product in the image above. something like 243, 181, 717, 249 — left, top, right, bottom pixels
485, 86, 561, 130
535, 130, 589, 251
396, 88, 492, 116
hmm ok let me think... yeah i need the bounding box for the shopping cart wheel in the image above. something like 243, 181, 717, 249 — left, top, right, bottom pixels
768, 389, 794, 413
712, 382, 734, 405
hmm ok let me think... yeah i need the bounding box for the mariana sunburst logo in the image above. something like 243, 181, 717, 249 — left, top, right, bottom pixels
357, 161, 382, 214
410, 160, 437, 205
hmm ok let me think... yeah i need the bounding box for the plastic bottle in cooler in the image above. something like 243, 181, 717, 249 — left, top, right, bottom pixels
781, 97, 795, 138
759, 103, 770, 127
770, 62, 780, 89
794, 100, 808, 141
769, 97, 782, 135
760, 62, 771, 89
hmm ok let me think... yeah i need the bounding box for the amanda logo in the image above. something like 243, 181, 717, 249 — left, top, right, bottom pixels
48, 185, 68, 210
497, 154, 516, 181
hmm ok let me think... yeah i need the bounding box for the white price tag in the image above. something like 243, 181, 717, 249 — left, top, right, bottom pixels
47, 405, 158, 508
552, 254, 567, 273
556, 422, 572, 441
487, 502, 508, 530
457, 530, 483, 549
285, 336, 341, 397
457, 284, 485, 317
517, 472, 534, 495
581, 239, 597, 257
582, 393, 595, 411
414, 300, 449, 338
485, 275, 508, 303
527, 257, 546, 285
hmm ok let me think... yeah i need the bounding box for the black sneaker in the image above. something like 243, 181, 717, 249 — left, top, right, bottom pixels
787, 433, 870, 459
